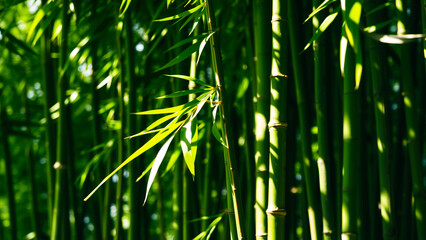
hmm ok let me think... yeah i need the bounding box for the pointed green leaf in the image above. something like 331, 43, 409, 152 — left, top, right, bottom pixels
304, 0, 338, 23
197, 31, 215, 64
156, 88, 211, 99
180, 118, 198, 176
84, 119, 184, 201
165, 74, 213, 88
134, 104, 187, 115
143, 134, 176, 205
211, 104, 226, 147
304, 6, 341, 51
166, 33, 209, 52
136, 158, 155, 182
157, 41, 201, 71
154, 3, 204, 22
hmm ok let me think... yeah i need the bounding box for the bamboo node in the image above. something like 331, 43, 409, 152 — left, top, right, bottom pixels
271, 16, 282, 23
268, 121, 288, 129
270, 73, 288, 78
266, 208, 287, 216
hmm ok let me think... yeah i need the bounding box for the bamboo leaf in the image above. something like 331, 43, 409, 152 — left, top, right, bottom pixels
154, 3, 204, 22
211, 104, 226, 146
304, 0, 338, 23
180, 118, 198, 176
26, 1, 56, 42
304, 6, 341, 51
119, 0, 132, 17
84, 119, 184, 201
156, 88, 210, 99
165, 74, 213, 88
143, 134, 176, 205
166, 33, 209, 52
197, 31, 215, 64
193, 213, 224, 240
133, 104, 187, 115
157, 41, 201, 71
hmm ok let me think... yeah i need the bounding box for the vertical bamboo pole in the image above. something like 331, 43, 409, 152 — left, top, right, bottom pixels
205, 0, 246, 238
253, 0, 272, 238
123, 7, 142, 240
288, 1, 323, 239
51, 0, 71, 238
114, 5, 125, 240
396, 1, 426, 239
312, 1, 336, 239
0, 104, 17, 240
267, 0, 288, 239
362, 0, 395, 238
40, 0, 56, 227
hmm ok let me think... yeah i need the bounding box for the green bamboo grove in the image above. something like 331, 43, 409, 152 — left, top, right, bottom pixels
0, 0, 425, 240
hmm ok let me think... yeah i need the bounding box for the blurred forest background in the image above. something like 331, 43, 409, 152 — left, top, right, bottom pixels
0, 0, 425, 240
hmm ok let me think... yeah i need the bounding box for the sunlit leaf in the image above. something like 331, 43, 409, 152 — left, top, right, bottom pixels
180, 118, 198, 176
143, 134, 176, 205
304, 0, 338, 23
193, 213, 224, 240
211, 104, 226, 146
154, 3, 204, 22
304, 6, 341, 51
84, 119, 185, 201
156, 88, 210, 99
197, 31, 215, 64
165, 74, 213, 88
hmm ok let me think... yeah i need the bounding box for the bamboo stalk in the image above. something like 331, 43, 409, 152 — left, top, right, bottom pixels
267, 0, 288, 239
205, 0, 246, 238
288, 1, 323, 239
40, 0, 56, 228
0, 104, 17, 240
123, 7, 142, 240
362, 0, 395, 238
396, 0, 426, 238
51, 0, 71, 238
312, 1, 336, 239
252, 0, 272, 238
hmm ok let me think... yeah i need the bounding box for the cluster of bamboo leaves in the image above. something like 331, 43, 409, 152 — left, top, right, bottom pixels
0, 0, 426, 239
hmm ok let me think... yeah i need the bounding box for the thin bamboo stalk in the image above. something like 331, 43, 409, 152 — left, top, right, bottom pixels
113, 6, 125, 240
267, 0, 288, 239
51, 0, 71, 238
40, 0, 56, 227
252, 0, 272, 238
205, 0, 246, 238
0, 105, 17, 240
123, 7, 142, 240
288, 1, 323, 239
312, 1, 336, 239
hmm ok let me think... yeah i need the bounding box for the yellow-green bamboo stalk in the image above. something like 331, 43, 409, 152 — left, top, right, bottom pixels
51, 0, 71, 238
267, 0, 288, 239
205, 0, 246, 238
253, 0, 272, 238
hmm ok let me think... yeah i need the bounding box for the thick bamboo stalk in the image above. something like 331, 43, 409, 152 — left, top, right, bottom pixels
205, 0, 246, 238
267, 0, 288, 239
252, 0, 272, 238
340, 33, 361, 240
396, 0, 426, 238
362, 0, 395, 238
288, 1, 323, 239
